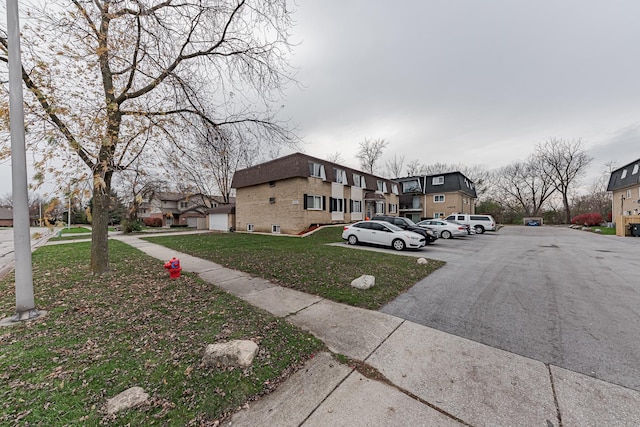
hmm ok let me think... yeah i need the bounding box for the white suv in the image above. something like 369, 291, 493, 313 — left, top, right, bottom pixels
444, 214, 496, 234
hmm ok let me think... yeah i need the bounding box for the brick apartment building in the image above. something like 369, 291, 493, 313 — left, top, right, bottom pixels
231, 152, 399, 234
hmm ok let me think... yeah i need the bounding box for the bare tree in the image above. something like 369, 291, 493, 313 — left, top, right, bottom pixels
356, 138, 388, 173
385, 154, 405, 178
536, 138, 593, 223
325, 152, 344, 164
166, 125, 260, 204
1, 0, 297, 273
492, 157, 556, 216
405, 159, 426, 176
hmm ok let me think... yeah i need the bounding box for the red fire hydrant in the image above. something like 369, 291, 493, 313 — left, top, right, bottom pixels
164, 257, 182, 279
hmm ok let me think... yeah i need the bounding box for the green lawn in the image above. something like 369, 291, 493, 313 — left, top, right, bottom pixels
0, 241, 324, 425
59, 227, 92, 234
146, 226, 444, 310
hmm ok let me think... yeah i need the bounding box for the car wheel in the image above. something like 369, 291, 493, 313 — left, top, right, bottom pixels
474, 225, 485, 234
347, 235, 358, 245
392, 239, 406, 251
441, 230, 452, 239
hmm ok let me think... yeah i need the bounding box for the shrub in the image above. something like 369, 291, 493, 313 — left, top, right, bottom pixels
170, 224, 189, 228
121, 219, 143, 233
571, 212, 604, 227
143, 217, 163, 227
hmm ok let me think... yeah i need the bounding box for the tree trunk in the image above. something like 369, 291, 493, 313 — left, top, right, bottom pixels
91, 179, 111, 274
563, 193, 571, 224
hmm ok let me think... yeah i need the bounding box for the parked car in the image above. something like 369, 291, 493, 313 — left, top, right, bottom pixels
447, 219, 473, 235
372, 215, 438, 244
444, 214, 496, 234
342, 220, 426, 251
416, 219, 468, 239
526, 220, 541, 226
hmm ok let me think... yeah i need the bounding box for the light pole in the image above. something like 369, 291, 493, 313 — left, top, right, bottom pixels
6, 0, 39, 320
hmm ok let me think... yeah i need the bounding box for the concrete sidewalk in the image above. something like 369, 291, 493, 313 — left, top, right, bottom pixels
106, 233, 640, 426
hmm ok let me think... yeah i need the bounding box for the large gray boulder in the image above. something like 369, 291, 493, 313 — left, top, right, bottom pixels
350, 274, 375, 290
203, 340, 259, 368
106, 387, 149, 415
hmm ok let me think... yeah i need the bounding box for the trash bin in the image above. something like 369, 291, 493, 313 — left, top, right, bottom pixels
630, 223, 640, 237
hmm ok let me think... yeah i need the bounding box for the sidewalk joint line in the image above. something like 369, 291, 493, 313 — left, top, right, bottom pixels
356, 320, 473, 426
547, 364, 563, 427
296, 363, 358, 427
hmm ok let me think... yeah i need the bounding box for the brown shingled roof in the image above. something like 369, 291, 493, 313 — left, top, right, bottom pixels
231, 152, 397, 191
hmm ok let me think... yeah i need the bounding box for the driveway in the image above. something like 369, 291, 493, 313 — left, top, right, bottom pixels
380, 226, 640, 392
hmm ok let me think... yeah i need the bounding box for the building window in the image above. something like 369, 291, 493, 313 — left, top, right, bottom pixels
334, 168, 347, 184
621, 169, 628, 179
376, 180, 387, 192
140, 208, 147, 214
179, 201, 188, 208
434, 212, 445, 218
389, 203, 398, 214
627, 189, 632, 198
309, 162, 326, 179
269, 197, 276, 204
330, 197, 344, 213
247, 224, 254, 232
432, 176, 444, 185
402, 179, 421, 193
375, 201, 385, 214
434, 195, 445, 202
353, 174, 362, 187
391, 184, 399, 195
463, 197, 469, 205
272, 224, 280, 234
305, 195, 323, 210
633, 164, 639, 175
351, 200, 362, 213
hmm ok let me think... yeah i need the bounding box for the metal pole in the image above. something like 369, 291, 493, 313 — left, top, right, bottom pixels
7, 0, 39, 321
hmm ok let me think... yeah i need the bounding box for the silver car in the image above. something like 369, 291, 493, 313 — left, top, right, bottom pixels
417, 219, 468, 239
342, 220, 426, 251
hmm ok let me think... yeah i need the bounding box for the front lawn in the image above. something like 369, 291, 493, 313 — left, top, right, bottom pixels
0, 241, 324, 425
146, 226, 444, 310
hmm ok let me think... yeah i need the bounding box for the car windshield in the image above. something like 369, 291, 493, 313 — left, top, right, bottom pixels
383, 222, 403, 232
404, 218, 418, 226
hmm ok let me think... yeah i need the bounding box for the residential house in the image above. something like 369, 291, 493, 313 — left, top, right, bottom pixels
0, 206, 13, 227
231, 152, 400, 234
395, 172, 478, 222
138, 192, 232, 228
607, 158, 640, 230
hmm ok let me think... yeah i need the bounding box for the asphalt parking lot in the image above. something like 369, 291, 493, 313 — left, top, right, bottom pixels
344, 226, 640, 392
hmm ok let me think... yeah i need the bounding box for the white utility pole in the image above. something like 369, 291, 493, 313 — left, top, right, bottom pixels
7, 0, 39, 321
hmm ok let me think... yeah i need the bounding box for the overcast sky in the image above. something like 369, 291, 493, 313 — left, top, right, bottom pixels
2, 0, 640, 197
281, 0, 640, 184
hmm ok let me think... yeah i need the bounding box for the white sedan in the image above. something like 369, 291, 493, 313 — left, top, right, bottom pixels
417, 219, 468, 239
342, 220, 426, 251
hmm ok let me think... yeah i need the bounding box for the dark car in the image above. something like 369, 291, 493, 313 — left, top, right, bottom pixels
371, 215, 438, 244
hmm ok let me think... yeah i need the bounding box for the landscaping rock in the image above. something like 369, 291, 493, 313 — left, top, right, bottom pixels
581, 226, 590, 231
417, 258, 428, 265
350, 274, 375, 290
594, 229, 602, 233
106, 386, 149, 415
203, 340, 259, 368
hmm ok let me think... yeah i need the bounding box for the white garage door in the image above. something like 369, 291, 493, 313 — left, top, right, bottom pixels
187, 217, 199, 228
209, 213, 228, 231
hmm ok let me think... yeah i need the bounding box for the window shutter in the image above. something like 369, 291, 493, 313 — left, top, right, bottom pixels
349, 199, 353, 213
303, 194, 308, 210
329, 197, 335, 212
344, 198, 348, 213
322, 196, 326, 210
